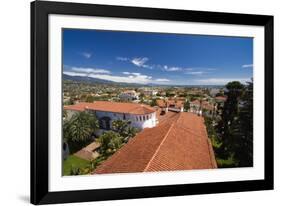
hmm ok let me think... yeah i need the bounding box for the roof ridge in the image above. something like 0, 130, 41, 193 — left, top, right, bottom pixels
143, 114, 181, 171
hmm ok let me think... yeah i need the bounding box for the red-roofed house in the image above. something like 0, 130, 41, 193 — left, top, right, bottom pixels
215, 96, 227, 102
156, 99, 184, 113
189, 100, 215, 116
64, 101, 158, 131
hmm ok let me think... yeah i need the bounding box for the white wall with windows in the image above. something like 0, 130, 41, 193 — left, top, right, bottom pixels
94, 110, 157, 130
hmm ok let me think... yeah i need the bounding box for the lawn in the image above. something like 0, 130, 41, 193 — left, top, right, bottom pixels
63, 155, 91, 176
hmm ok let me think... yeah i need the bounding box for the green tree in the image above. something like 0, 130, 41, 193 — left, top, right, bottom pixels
63, 109, 68, 119
123, 126, 139, 143
97, 131, 123, 156
150, 98, 158, 107
184, 101, 190, 111
232, 80, 253, 166
111, 119, 139, 143
64, 111, 99, 142
204, 116, 222, 149
85, 95, 95, 102
216, 81, 246, 166
112, 120, 130, 137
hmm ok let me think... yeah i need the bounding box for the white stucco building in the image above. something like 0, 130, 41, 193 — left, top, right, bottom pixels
156, 99, 184, 113
189, 100, 214, 116
119, 90, 139, 101
140, 88, 158, 96
64, 101, 158, 133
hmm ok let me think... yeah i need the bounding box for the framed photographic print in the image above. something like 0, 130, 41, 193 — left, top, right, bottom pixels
31, 0, 274, 204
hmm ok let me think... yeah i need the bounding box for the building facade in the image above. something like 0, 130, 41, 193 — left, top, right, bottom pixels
189, 99, 215, 116
119, 90, 139, 101
64, 101, 158, 133
156, 99, 184, 113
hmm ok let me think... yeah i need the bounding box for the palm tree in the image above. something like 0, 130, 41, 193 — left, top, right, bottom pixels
111, 119, 139, 143
65, 111, 99, 142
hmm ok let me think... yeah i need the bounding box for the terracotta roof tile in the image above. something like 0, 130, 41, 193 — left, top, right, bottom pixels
215, 96, 227, 101
94, 112, 217, 174
190, 100, 214, 111
156, 99, 184, 109
64, 101, 156, 115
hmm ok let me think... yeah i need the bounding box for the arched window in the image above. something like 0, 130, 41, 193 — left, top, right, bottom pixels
99, 116, 111, 130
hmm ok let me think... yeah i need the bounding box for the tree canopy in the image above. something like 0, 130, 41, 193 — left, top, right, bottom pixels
214, 81, 253, 167
63, 111, 99, 142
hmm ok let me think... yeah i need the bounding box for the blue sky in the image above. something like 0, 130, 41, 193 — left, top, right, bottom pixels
63, 29, 253, 85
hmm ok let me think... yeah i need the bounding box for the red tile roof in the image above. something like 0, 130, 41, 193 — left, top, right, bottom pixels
156, 99, 184, 109
215, 96, 227, 101
94, 112, 217, 174
201, 101, 214, 111
190, 100, 214, 111
190, 99, 200, 105
64, 101, 156, 115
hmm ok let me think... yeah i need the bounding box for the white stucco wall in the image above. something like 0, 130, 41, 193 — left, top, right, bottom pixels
65, 108, 158, 132
94, 110, 157, 130
119, 93, 139, 101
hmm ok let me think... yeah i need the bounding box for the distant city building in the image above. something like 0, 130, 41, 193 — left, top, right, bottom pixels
209, 88, 221, 97
156, 99, 184, 113
64, 101, 158, 133
189, 100, 214, 116
119, 90, 139, 101
141, 88, 158, 96
215, 96, 227, 103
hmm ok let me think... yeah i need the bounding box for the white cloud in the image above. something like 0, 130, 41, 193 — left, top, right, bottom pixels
162, 66, 217, 73
122, 72, 141, 76
64, 71, 88, 77
242, 64, 253, 68
81, 52, 92, 59
71, 67, 111, 74
184, 67, 218, 71
155, 78, 170, 82
64, 69, 170, 84
194, 78, 250, 85
117, 56, 153, 69
184, 68, 194, 71
185, 71, 207, 75
131, 57, 149, 67
64, 71, 151, 84
163, 65, 182, 71
117, 56, 218, 74
122, 72, 130, 75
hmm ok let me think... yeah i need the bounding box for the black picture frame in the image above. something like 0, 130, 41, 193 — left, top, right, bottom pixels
31, 0, 274, 204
